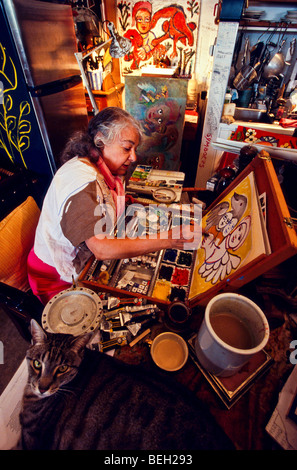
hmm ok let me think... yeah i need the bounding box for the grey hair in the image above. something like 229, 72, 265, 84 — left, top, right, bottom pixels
61, 107, 142, 164
90, 107, 142, 149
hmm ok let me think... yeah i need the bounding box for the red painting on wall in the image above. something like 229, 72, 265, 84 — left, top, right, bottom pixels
117, 1, 200, 74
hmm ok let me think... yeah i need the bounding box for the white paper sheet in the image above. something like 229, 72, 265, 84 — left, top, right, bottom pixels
266, 365, 297, 450
0, 358, 27, 450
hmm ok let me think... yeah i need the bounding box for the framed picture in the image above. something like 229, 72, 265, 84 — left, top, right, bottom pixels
189, 171, 271, 299
125, 75, 187, 170
116, 1, 200, 73
188, 333, 273, 409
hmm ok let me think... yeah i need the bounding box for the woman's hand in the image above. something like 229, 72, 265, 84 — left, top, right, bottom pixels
86, 221, 202, 261
167, 223, 201, 251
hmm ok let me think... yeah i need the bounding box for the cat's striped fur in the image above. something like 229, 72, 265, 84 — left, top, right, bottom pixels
19, 320, 233, 450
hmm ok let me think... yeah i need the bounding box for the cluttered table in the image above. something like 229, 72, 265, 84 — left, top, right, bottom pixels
72, 161, 297, 450
107, 161, 297, 450
112, 293, 296, 450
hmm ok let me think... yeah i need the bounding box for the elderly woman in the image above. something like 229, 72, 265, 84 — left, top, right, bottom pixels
27, 107, 194, 305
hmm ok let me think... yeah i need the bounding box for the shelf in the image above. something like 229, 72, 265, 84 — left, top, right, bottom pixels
239, 21, 297, 32
84, 83, 124, 115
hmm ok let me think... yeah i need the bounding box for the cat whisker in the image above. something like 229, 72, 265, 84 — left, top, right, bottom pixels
57, 386, 78, 398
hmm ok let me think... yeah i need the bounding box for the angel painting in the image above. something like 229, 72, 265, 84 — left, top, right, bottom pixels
189, 173, 268, 299
197, 192, 250, 285
198, 215, 251, 285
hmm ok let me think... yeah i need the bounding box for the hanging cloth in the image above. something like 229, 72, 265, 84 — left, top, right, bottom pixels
96, 155, 126, 216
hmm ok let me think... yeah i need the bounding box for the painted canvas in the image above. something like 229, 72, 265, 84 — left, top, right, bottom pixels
189, 172, 270, 299
116, 1, 200, 74
125, 75, 187, 170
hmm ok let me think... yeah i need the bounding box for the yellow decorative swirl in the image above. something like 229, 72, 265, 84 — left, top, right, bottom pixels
0, 42, 32, 168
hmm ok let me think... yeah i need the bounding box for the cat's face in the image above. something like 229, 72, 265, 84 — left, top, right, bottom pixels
26, 320, 91, 399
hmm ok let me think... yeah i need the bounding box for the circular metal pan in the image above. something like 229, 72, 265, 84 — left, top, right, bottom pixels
152, 188, 177, 203
42, 287, 103, 336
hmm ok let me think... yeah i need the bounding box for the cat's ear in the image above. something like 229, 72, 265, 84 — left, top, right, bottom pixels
70, 332, 93, 354
30, 319, 47, 345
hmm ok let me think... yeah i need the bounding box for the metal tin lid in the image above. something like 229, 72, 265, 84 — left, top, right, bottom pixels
42, 287, 103, 336
152, 188, 177, 203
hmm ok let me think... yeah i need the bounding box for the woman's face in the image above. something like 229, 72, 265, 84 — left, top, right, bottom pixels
101, 125, 139, 176
135, 9, 151, 35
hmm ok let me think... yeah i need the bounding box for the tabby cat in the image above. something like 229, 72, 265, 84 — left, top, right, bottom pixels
19, 320, 233, 450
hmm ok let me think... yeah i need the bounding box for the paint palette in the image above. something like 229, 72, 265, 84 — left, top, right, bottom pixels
121, 204, 172, 237
110, 252, 160, 295
126, 165, 185, 203
83, 203, 198, 303
152, 248, 194, 302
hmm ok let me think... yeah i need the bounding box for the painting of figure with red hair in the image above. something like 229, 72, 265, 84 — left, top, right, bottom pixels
117, 1, 199, 70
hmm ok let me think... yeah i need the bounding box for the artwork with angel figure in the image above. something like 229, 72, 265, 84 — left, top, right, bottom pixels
125, 75, 187, 170
189, 173, 268, 298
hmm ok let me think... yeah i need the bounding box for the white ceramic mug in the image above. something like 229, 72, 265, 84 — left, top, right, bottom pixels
195, 293, 270, 377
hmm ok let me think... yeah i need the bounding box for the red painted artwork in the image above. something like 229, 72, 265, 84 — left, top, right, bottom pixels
119, 1, 198, 70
